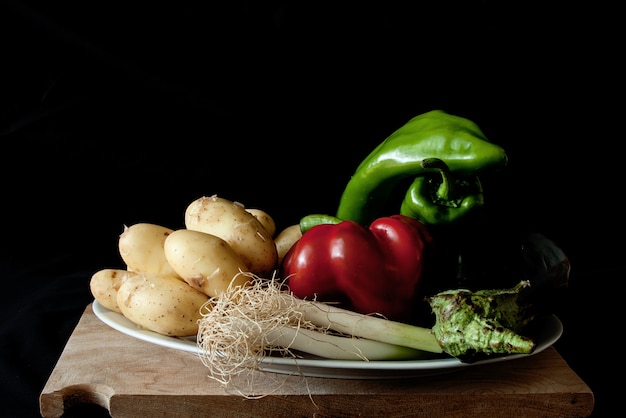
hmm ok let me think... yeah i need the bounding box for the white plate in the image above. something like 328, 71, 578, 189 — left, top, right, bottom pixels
92, 300, 562, 379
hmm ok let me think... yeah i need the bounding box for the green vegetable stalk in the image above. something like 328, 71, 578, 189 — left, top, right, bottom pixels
336, 110, 508, 226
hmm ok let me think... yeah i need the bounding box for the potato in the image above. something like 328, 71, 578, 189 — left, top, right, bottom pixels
116, 273, 209, 337
164, 229, 250, 298
118, 223, 180, 277
246, 208, 276, 237
184, 196, 278, 276
90, 268, 138, 313
274, 224, 302, 264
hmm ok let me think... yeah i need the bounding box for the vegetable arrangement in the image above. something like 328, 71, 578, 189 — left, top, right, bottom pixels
90, 110, 570, 382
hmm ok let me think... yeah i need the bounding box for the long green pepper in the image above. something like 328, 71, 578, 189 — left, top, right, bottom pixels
335, 110, 508, 226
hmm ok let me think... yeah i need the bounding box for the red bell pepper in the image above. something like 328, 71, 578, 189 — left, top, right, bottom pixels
281, 214, 433, 323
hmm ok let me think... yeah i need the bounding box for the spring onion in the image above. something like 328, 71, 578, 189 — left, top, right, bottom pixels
196, 273, 442, 383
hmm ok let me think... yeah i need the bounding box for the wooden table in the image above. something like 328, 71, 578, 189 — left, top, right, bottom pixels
40, 304, 594, 417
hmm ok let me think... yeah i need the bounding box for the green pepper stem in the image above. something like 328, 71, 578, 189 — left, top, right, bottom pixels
420, 158, 455, 201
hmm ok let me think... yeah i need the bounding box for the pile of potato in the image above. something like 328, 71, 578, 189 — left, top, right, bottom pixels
89, 195, 302, 337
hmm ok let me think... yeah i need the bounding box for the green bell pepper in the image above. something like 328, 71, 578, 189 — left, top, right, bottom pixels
400, 157, 485, 225
335, 110, 508, 226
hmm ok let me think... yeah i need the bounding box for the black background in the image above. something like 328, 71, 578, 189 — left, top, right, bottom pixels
1, 1, 621, 417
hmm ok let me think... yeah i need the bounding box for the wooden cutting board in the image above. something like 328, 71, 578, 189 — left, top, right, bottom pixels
40, 304, 594, 417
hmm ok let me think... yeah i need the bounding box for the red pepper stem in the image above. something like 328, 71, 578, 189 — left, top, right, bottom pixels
420, 158, 456, 202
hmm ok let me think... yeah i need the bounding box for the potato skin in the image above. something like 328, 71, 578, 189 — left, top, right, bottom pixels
246, 208, 276, 237
164, 229, 250, 298
90, 268, 138, 313
118, 223, 180, 277
184, 196, 278, 277
116, 273, 209, 337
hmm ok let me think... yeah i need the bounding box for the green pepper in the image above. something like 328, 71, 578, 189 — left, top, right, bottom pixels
400, 157, 484, 225
335, 110, 508, 226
